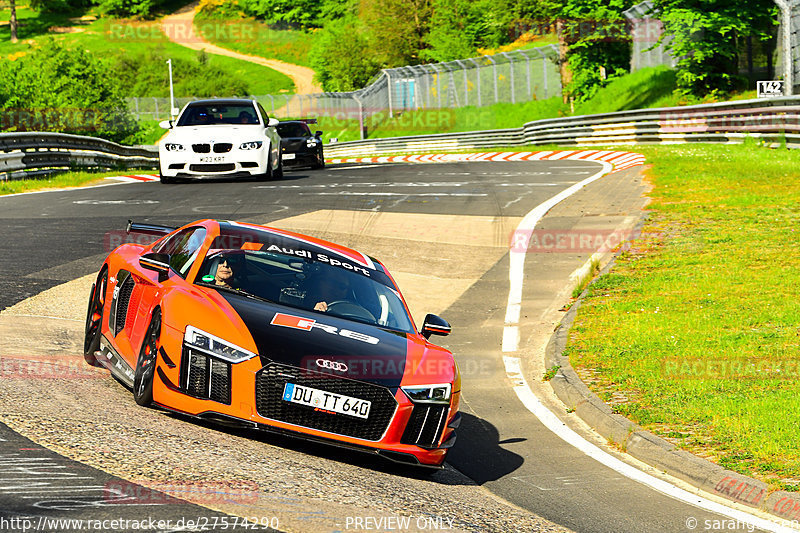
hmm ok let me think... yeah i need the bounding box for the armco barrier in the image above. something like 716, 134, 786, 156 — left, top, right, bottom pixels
325, 95, 800, 158
0, 132, 158, 181
2, 96, 798, 179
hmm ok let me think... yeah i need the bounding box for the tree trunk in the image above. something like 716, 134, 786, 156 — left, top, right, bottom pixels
10, 0, 18, 43
556, 19, 572, 104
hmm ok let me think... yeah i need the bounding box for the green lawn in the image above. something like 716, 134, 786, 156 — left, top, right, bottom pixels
0, 9, 294, 97
0, 169, 154, 196
565, 142, 800, 490
194, 11, 314, 68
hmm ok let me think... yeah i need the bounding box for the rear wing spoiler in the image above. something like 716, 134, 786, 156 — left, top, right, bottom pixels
126, 220, 177, 236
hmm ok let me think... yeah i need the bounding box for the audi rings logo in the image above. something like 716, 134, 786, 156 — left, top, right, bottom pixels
316, 359, 348, 373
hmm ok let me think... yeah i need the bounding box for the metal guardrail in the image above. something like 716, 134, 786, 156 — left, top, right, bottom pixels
0, 132, 158, 181
325, 96, 800, 158
2, 97, 798, 179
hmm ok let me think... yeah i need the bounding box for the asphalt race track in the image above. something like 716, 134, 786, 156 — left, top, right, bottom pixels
0, 161, 773, 532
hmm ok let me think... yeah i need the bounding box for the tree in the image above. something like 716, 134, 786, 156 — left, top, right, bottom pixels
309, 16, 381, 91
653, 0, 777, 96
9, 0, 17, 43
360, 0, 432, 66
531, 0, 633, 103
423, 0, 514, 62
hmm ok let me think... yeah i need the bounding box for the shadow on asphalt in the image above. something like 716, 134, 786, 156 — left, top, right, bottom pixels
445, 412, 525, 484
165, 410, 524, 485
165, 412, 480, 484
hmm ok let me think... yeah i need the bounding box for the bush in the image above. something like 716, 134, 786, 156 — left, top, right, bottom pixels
0, 39, 138, 143
108, 47, 251, 97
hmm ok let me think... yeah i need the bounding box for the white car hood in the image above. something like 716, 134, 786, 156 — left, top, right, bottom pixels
163, 125, 267, 145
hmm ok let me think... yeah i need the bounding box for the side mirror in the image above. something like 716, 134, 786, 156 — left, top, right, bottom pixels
159, 120, 173, 129
315, 130, 322, 138
420, 314, 451, 339
140, 252, 171, 282
267, 118, 279, 127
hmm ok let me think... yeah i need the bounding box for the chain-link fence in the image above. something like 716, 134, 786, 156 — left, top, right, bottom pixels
127, 45, 561, 137
624, 1, 677, 72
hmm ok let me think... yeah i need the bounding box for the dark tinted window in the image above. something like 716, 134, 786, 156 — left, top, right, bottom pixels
276, 123, 311, 138
178, 103, 259, 126
154, 227, 207, 278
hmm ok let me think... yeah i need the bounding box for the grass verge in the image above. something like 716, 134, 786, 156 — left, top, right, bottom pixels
564, 142, 800, 490
0, 170, 152, 196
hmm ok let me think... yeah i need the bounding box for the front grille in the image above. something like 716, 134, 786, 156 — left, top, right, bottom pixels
255, 363, 397, 441
213, 143, 232, 153
192, 144, 210, 153
189, 164, 236, 172
401, 404, 448, 448
114, 276, 135, 336
182, 348, 231, 405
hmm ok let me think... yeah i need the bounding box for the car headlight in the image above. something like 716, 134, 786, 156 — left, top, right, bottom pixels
401, 383, 452, 404
306, 139, 318, 147
240, 141, 263, 150
164, 143, 185, 152
184, 325, 257, 363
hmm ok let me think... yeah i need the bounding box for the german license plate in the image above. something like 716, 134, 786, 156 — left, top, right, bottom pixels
199, 156, 226, 163
282, 383, 371, 419
283, 153, 296, 160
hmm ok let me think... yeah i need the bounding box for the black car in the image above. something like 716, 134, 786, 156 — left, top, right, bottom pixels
276, 120, 325, 169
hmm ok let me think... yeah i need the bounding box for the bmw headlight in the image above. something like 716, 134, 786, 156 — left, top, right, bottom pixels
401, 383, 452, 404
240, 141, 263, 150
184, 325, 257, 363
164, 143, 185, 152
306, 139, 318, 147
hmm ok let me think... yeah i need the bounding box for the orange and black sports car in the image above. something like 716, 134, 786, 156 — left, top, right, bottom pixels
84, 219, 460, 467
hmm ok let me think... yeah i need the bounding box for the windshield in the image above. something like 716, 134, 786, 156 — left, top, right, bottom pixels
195, 248, 415, 333
178, 104, 260, 126
276, 123, 310, 138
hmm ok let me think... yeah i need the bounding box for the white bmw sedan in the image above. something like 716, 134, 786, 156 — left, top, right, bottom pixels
158, 99, 283, 183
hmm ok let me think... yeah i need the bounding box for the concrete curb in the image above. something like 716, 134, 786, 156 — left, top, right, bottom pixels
543, 205, 800, 525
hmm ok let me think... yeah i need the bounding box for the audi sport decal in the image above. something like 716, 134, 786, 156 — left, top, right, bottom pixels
270, 313, 380, 345
227, 221, 377, 271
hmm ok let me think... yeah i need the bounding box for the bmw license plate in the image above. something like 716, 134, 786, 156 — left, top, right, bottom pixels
282, 153, 296, 160
282, 383, 371, 419
199, 156, 226, 163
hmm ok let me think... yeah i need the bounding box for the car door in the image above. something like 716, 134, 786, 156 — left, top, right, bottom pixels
119, 227, 208, 369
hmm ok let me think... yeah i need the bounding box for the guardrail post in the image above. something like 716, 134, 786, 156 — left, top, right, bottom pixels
153, 97, 159, 120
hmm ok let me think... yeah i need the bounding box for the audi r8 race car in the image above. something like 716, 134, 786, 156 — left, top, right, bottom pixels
84, 219, 460, 467
157, 99, 283, 183
276, 120, 325, 169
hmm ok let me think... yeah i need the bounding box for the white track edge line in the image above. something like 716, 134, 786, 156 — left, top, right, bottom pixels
502, 160, 795, 532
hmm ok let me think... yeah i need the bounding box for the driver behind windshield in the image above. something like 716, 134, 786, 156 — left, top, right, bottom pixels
307, 270, 351, 312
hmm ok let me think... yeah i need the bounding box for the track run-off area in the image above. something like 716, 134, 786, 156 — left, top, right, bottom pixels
0, 154, 792, 533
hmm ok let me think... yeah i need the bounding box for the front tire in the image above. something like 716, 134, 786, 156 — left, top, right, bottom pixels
159, 172, 175, 184
272, 154, 284, 180
83, 268, 107, 367
134, 307, 161, 407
